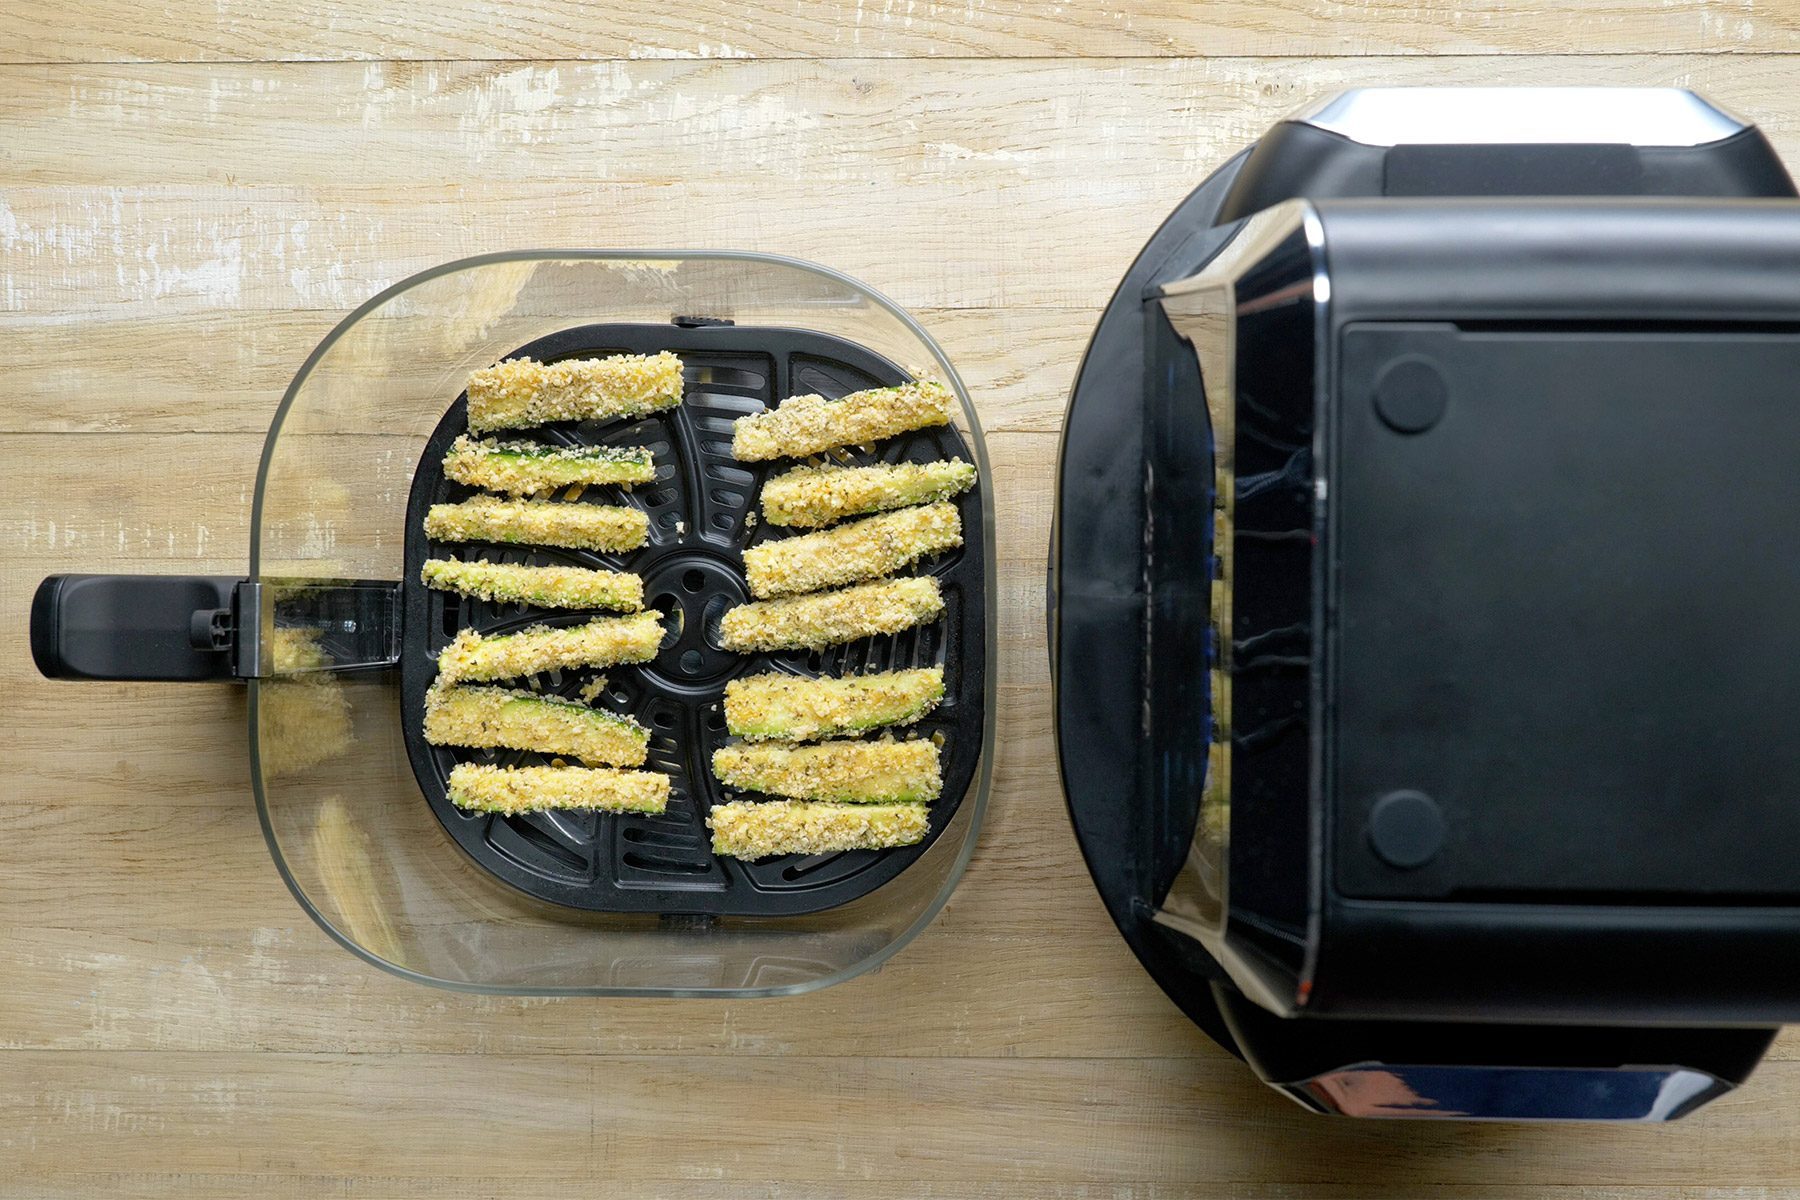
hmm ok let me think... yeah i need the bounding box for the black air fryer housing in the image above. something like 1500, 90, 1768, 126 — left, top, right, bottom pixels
1051, 88, 1800, 1120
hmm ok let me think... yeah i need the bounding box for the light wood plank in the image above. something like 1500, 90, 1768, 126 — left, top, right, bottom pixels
3, 1052, 1800, 1183
17, 1188, 1800, 1200
6, 57, 1800, 318
9, 0, 1795, 65
1, 308, 1085, 435
0, 687, 1062, 930
12, 1187, 1800, 1200
0, 921, 1208, 1057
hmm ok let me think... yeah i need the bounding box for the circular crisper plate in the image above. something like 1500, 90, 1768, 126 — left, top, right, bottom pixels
400, 321, 986, 915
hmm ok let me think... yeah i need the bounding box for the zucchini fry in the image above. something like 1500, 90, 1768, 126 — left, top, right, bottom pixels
425, 495, 649, 553
707, 799, 929, 860
447, 763, 669, 815
466, 352, 684, 434
423, 682, 649, 766
718, 576, 942, 652
731, 381, 954, 461
712, 738, 941, 804
743, 502, 961, 599
421, 559, 643, 612
724, 666, 944, 742
443, 435, 656, 496
435, 613, 664, 685
761, 459, 977, 528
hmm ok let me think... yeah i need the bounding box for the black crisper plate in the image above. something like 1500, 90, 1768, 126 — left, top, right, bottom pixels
400, 321, 985, 915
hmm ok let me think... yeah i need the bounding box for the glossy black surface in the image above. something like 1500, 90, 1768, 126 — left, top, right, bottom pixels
1217, 121, 1796, 224
1054, 99, 1800, 1118
1216, 227, 1320, 967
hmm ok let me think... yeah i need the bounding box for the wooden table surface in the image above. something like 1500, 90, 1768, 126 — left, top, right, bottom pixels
8, 3, 1800, 1195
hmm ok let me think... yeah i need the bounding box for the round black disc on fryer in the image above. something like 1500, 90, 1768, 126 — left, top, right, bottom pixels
396, 322, 985, 916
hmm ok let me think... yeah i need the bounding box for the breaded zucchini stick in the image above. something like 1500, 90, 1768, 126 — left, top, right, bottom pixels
448, 763, 669, 815
762, 459, 978, 528
443, 435, 656, 496
725, 666, 944, 742
719, 576, 943, 652
743, 502, 961, 599
708, 799, 929, 860
731, 381, 953, 461
424, 682, 649, 766
425, 495, 649, 553
466, 352, 684, 434
712, 738, 941, 803
436, 612, 663, 685
421, 559, 643, 612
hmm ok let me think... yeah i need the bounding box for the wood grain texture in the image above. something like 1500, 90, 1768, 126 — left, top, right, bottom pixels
9, 0, 1797, 64
8, 13, 1800, 1196
5, 1053, 1800, 1184
11, 1189, 1800, 1200
7, 57, 1800, 318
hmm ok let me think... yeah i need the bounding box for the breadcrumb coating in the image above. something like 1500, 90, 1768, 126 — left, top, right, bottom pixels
761, 459, 978, 528
743, 502, 961, 599
423, 682, 649, 766
731, 381, 953, 461
719, 576, 943, 652
257, 677, 352, 777
259, 628, 351, 776
435, 613, 663, 685
421, 559, 643, 612
425, 495, 649, 553
466, 352, 684, 434
712, 737, 941, 803
268, 626, 331, 672
442, 435, 656, 495
447, 763, 669, 815
708, 800, 929, 859
724, 666, 944, 742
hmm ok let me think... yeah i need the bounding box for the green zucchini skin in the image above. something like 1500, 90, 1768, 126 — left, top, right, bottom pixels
725, 667, 945, 742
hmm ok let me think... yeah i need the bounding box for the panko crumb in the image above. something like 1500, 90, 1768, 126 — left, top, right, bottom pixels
435, 613, 661, 685
707, 800, 929, 859
730, 381, 953, 462
718, 576, 943, 653
441, 435, 655, 495
743, 502, 961, 599
448, 763, 669, 815
724, 666, 945, 742
761, 459, 977, 528
420, 559, 644, 612
466, 352, 684, 434
423, 682, 649, 766
424, 496, 649, 554
712, 737, 942, 804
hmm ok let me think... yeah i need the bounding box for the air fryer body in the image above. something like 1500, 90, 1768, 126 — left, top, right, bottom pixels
1050, 88, 1800, 1120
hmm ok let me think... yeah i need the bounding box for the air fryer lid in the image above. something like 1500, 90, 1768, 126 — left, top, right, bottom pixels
1153, 198, 1800, 1026
1052, 87, 1800, 1119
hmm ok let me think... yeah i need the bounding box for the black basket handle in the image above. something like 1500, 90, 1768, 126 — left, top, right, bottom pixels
31, 575, 249, 682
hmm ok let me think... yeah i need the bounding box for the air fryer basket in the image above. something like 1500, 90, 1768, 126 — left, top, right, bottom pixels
401, 321, 985, 915
34, 250, 996, 996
